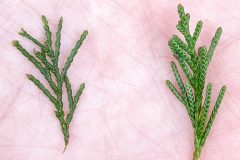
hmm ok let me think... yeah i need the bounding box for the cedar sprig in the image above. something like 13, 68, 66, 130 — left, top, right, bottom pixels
12, 15, 88, 152
166, 4, 226, 160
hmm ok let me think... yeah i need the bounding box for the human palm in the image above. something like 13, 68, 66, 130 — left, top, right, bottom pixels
0, 0, 240, 160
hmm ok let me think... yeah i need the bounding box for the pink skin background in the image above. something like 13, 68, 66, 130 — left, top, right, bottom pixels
0, 0, 240, 159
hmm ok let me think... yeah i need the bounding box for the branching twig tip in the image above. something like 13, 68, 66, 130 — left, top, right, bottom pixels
12, 40, 19, 46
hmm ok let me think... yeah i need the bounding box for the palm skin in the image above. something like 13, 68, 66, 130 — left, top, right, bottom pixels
0, 0, 240, 160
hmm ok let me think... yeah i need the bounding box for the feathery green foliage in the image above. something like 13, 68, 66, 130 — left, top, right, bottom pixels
13, 16, 88, 152
166, 4, 226, 160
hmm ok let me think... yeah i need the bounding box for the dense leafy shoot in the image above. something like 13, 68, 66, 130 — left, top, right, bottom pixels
166, 4, 226, 160
13, 16, 88, 152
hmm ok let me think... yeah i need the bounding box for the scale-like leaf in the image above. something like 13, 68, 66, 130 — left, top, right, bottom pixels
55, 17, 63, 59
42, 16, 54, 57
64, 76, 74, 110
192, 21, 203, 46
18, 28, 48, 53
61, 30, 88, 77
207, 27, 222, 66
201, 85, 226, 146
198, 83, 212, 136
166, 80, 185, 105
27, 74, 57, 105
185, 81, 196, 123
170, 61, 188, 103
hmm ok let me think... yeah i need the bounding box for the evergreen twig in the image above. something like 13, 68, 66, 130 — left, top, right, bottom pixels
166, 4, 226, 160
13, 15, 88, 152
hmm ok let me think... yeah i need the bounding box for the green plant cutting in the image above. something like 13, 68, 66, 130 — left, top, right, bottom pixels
13, 16, 88, 153
166, 4, 226, 160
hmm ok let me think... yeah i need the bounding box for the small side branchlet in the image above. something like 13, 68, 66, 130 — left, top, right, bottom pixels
13, 16, 88, 152
166, 4, 226, 160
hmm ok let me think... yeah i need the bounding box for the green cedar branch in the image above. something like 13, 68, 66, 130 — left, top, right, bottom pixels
13, 16, 87, 153
166, 4, 226, 160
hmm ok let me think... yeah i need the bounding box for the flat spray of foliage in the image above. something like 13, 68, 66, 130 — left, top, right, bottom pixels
166, 4, 226, 160
12, 16, 88, 152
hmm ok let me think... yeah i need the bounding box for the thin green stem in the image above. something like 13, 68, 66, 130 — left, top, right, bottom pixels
193, 146, 201, 160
